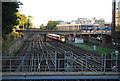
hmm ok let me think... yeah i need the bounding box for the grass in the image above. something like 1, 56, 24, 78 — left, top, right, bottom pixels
69, 41, 117, 54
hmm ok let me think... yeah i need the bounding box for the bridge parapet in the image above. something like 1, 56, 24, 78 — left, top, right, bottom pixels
2, 72, 120, 80
16, 30, 111, 34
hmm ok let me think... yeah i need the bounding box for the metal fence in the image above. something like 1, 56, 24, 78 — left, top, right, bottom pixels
1, 53, 120, 72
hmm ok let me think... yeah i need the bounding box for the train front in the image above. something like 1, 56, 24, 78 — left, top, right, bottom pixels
60, 36, 65, 42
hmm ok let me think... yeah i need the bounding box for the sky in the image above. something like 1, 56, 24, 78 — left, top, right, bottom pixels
19, 0, 112, 26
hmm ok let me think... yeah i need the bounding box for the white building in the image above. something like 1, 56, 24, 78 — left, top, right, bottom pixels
59, 21, 71, 25
74, 18, 92, 24
58, 17, 107, 29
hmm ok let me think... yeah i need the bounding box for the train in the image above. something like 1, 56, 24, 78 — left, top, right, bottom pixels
47, 34, 66, 43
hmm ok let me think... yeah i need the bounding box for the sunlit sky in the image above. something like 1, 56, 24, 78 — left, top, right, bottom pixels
19, 0, 112, 26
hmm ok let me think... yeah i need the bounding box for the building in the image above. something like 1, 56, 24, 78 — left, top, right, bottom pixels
59, 21, 71, 25
116, 1, 120, 31
57, 17, 111, 33
111, 0, 120, 49
75, 18, 92, 24
70, 18, 106, 29
105, 22, 111, 27
57, 24, 100, 32
93, 19, 105, 28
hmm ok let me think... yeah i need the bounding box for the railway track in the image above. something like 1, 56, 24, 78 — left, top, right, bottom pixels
48, 40, 102, 71
2, 34, 116, 72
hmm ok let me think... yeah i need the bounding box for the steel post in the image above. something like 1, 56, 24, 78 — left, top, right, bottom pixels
101, 54, 104, 71
22, 57, 24, 72
86, 57, 88, 71
58, 59, 60, 72
116, 56, 118, 72
104, 54, 106, 72
10, 59, 11, 72
71, 53, 73, 71
64, 53, 66, 71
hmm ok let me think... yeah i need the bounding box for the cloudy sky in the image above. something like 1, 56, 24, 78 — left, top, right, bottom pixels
19, 0, 112, 26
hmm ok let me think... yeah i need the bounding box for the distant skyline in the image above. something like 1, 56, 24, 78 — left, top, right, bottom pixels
19, 0, 112, 26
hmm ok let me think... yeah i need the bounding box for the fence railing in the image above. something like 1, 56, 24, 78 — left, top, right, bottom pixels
1, 54, 120, 72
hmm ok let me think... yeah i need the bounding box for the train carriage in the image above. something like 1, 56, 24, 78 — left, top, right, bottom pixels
47, 34, 65, 43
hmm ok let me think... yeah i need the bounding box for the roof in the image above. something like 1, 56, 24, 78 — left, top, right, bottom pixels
57, 24, 99, 26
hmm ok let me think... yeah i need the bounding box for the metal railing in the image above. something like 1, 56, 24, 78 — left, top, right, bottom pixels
1, 53, 120, 72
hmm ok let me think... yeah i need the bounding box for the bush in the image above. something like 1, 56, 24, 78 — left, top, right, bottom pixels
2, 32, 20, 50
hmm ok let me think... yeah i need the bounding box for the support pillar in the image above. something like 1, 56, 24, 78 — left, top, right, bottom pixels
80, 34, 82, 39
89, 34, 91, 37
74, 34, 76, 42
74, 34, 76, 38
44, 34, 46, 42
69, 34, 74, 40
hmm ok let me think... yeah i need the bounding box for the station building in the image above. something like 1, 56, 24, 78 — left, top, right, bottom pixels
57, 23, 111, 33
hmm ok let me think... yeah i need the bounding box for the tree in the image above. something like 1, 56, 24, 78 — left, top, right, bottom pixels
40, 24, 46, 29
16, 12, 33, 29
27, 15, 33, 28
46, 20, 59, 30
2, 2, 22, 37
16, 12, 27, 28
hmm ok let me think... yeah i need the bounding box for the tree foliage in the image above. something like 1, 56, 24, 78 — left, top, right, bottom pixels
46, 20, 59, 30
16, 12, 27, 26
27, 16, 33, 28
2, 2, 22, 36
16, 12, 33, 29
40, 24, 46, 29
2, 2, 33, 38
